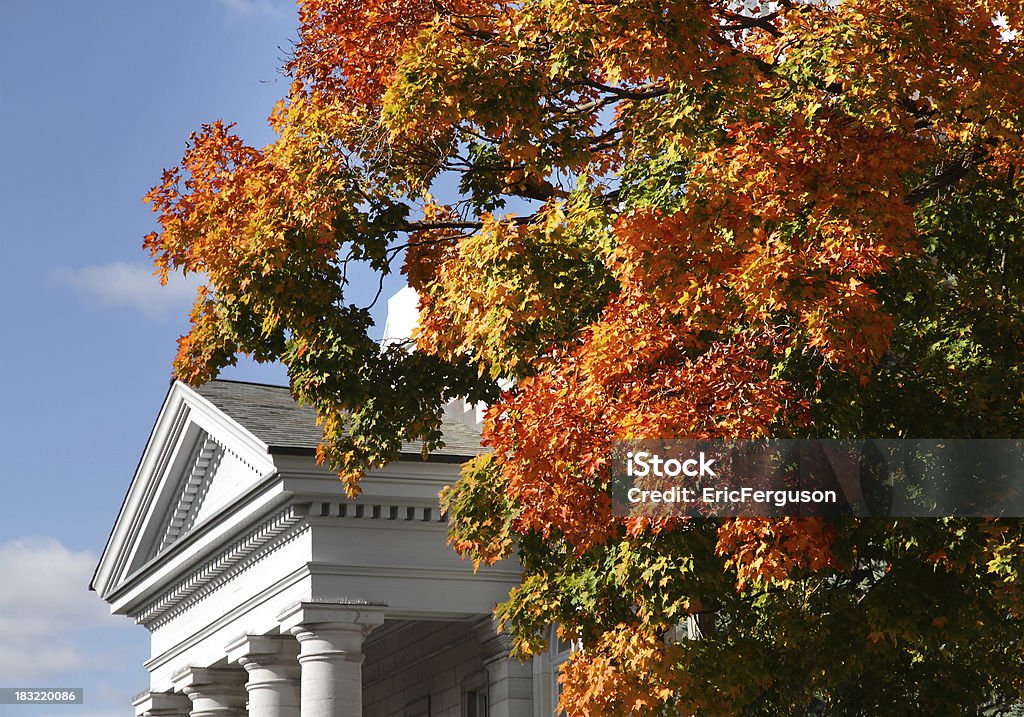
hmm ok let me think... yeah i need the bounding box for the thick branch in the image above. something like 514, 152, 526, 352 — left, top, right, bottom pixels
904, 147, 988, 205
404, 215, 536, 232
406, 220, 488, 231
580, 78, 670, 101
719, 9, 784, 37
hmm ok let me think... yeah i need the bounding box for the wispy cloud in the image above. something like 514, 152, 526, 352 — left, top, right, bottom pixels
216, 0, 286, 19
0, 537, 141, 682
50, 261, 203, 320
28, 680, 144, 717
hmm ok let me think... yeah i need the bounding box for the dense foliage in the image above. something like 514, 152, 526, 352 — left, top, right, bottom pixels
146, 1, 1024, 714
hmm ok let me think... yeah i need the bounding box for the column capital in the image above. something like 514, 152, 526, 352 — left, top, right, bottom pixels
225, 634, 300, 667
277, 601, 385, 717
276, 600, 387, 634
226, 634, 300, 717
172, 667, 247, 717
132, 690, 191, 717
172, 666, 245, 690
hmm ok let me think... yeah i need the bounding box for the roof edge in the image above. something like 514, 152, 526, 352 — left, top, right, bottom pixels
267, 445, 474, 464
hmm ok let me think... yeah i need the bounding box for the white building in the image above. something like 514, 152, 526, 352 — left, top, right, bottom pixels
91, 292, 567, 717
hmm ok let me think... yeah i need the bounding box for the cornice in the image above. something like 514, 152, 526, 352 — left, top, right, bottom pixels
174, 382, 276, 464
94, 381, 279, 600
144, 563, 310, 675
135, 504, 309, 628
132, 494, 490, 629
305, 562, 522, 582
93, 395, 191, 597
307, 499, 447, 523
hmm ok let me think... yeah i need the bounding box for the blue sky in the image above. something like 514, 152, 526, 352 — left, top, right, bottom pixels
0, 2, 404, 714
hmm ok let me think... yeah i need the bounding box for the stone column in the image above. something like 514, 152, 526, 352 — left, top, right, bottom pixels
226, 634, 301, 717
277, 601, 386, 717
474, 618, 534, 717
172, 667, 247, 717
133, 690, 191, 717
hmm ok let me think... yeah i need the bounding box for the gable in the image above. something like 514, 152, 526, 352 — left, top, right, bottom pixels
92, 378, 487, 603
151, 431, 267, 556
91, 382, 277, 600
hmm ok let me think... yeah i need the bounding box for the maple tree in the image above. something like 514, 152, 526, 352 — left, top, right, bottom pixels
146, 0, 1024, 714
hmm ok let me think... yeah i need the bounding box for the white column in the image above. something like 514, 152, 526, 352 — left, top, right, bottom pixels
277, 601, 386, 717
226, 634, 301, 717
172, 667, 247, 717
474, 618, 534, 717
133, 690, 191, 717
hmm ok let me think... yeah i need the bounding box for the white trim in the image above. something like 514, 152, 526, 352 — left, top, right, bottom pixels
143, 563, 310, 674
305, 562, 522, 583
174, 382, 275, 459
93, 393, 191, 597
93, 381, 279, 602
136, 505, 309, 627
105, 476, 291, 615
158, 436, 223, 552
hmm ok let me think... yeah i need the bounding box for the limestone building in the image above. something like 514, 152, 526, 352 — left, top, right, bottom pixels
91, 377, 573, 717
90, 284, 578, 717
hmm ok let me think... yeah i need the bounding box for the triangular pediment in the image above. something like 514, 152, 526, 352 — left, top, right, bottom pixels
92, 382, 278, 601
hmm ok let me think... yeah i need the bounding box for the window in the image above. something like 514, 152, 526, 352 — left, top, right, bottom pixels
532, 623, 583, 717
463, 669, 488, 717
549, 624, 580, 717
465, 690, 488, 717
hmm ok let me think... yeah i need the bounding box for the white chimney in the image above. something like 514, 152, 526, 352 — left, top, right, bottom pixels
381, 285, 420, 348
380, 286, 484, 429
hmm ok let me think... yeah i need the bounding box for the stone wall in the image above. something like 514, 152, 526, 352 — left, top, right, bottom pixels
363, 620, 490, 717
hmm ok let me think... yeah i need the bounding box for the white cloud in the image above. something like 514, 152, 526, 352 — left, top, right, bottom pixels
49, 261, 203, 320
216, 0, 285, 19
0, 538, 139, 682
31, 681, 143, 717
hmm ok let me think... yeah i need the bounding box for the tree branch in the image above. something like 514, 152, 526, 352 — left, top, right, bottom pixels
404, 215, 536, 232
719, 9, 784, 37
580, 78, 670, 101
904, 147, 988, 205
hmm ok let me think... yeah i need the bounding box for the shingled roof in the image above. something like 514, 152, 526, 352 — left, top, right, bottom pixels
194, 379, 485, 461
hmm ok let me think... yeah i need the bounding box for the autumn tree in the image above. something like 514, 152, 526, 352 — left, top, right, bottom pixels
146, 0, 1024, 714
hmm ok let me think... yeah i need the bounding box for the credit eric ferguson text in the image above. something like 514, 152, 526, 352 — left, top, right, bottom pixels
626, 485, 838, 510
611, 439, 1024, 518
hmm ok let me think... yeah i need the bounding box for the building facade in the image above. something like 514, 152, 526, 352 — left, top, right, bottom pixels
92, 379, 561, 717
